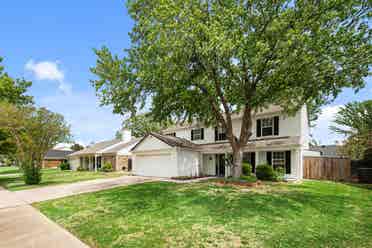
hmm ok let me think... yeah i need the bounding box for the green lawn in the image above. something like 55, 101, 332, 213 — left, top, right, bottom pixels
35, 180, 372, 248
0, 166, 20, 175
0, 168, 124, 191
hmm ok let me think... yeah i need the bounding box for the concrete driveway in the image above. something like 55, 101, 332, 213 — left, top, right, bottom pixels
0, 176, 156, 248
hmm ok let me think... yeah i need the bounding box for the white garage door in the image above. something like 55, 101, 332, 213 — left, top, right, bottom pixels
134, 153, 178, 177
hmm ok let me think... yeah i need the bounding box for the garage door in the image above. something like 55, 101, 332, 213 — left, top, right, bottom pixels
134, 153, 177, 177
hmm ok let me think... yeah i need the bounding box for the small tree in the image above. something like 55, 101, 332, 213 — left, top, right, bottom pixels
92, 1, 371, 177
0, 102, 71, 184
70, 143, 84, 151
331, 100, 372, 159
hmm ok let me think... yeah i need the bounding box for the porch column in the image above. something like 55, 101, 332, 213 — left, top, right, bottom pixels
94, 155, 97, 172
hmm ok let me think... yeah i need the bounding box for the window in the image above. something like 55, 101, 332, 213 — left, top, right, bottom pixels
191, 128, 204, 140
215, 127, 227, 141
272, 152, 285, 169
262, 118, 273, 136
165, 132, 176, 137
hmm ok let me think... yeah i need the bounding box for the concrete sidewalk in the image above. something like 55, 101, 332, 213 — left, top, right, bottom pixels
0, 175, 157, 248
0, 205, 90, 248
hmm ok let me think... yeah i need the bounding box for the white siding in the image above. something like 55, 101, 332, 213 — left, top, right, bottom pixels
135, 135, 171, 151
176, 148, 200, 176
69, 158, 80, 171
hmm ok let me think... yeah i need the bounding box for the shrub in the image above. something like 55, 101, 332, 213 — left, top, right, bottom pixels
59, 161, 70, 170
240, 174, 257, 183
77, 165, 88, 171
274, 166, 285, 181
255, 164, 275, 181
101, 162, 113, 172
242, 163, 252, 176
23, 162, 42, 185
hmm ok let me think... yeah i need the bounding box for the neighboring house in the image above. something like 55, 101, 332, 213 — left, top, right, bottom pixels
67, 130, 139, 171
43, 149, 74, 168
131, 105, 310, 180
310, 145, 344, 157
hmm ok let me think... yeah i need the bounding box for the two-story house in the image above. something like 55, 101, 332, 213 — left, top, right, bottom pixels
130, 105, 310, 180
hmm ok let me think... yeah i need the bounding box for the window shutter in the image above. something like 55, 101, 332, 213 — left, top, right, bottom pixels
214, 127, 218, 141
257, 119, 261, 137
285, 151, 291, 174
201, 128, 204, 140
266, 151, 272, 165
191, 130, 194, 141
274, 116, 279, 135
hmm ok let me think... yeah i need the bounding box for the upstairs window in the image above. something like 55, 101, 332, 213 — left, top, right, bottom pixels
191, 128, 204, 140
262, 118, 273, 136
257, 116, 279, 137
215, 127, 227, 141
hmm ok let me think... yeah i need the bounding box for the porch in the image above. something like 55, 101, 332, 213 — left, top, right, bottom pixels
201, 149, 302, 179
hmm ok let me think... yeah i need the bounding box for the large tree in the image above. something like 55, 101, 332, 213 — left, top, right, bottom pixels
0, 56, 33, 157
0, 102, 71, 184
120, 114, 166, 138
92, 0, 371, 177
331, 100, 372, 159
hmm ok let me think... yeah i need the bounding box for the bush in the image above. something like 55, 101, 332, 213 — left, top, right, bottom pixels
255, 164, 275, 181
59, 161, 70, 170
240, 174, 257, 183
274, 166, 285, 181
101, 162, 113, 172
77, 165, 88, 171
242, 163, 252, 176
23, 163, 42, 185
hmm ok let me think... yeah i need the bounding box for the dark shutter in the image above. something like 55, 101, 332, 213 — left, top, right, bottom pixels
257, 119, 261, 137
215, 127, 218, 141
251, 152, 256, 172
285, 151, 291, 174
201, 128, 204, 140
191, 130, 194, 141
274, 116, 279, 135
266, 151, 272, 165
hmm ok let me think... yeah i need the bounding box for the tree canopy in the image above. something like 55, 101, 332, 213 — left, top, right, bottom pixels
331, 100, 372, 159
121, 114, 166, 138
92, 0, 371, 177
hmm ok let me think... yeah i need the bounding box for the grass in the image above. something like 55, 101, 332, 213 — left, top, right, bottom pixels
0, 168, 124, 191
35, 180, 372, 248
0, 166, 20, 175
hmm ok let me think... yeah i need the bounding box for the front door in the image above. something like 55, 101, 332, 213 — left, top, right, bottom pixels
216, 154, 226, 177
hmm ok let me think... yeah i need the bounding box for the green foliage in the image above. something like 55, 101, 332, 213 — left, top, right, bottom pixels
242, 163, 252, 176
101, 162, 113, 172
121, 114, 166, 138
70, 143, 84, 151
331, 100, 372, 159
240, 174, 257, 183
274, 166, 285, 181
256, 164, 275, 181
22, 162, 41, 185
59, 161, 70, 170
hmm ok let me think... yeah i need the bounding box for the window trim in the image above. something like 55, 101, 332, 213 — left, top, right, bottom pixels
191, 128, 204, 140
215, 126, 227, 141
272, 151, 286, 169
261, 117, 274, 136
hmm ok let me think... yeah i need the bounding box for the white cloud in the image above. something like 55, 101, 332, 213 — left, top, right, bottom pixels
311, 105, 343, 145
25, 59, 72, 94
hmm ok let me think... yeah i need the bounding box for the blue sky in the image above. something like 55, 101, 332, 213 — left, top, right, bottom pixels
1, 1, 371, 146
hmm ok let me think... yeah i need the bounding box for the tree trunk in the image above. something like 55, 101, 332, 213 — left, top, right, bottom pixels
232, 146, 243, 178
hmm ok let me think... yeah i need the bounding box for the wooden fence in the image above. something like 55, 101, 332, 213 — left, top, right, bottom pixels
303, 157, 351, 181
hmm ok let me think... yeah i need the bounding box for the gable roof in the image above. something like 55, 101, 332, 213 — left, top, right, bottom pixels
131, 132, 196, 152
68, 139, 121, 157
44, 149, 74, 160
101, 138, 141, 154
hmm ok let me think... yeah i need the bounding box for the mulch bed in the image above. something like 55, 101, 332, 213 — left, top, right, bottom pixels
170, 176, 208, 181
215, 179, 262, 187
